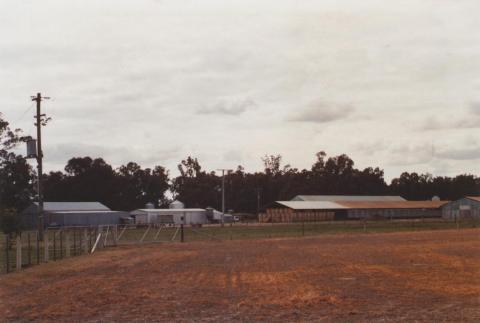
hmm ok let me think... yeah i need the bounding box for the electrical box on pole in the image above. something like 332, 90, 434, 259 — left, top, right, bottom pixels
26, 139, 37, 158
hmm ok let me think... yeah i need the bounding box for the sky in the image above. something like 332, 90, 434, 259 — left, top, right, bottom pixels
1, 0, 480, 182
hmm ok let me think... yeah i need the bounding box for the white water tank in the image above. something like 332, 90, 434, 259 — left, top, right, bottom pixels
145, 202, 154, 209
169, 200, 185, 209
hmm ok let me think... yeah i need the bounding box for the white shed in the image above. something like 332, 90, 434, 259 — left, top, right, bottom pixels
130, 208, 208, 225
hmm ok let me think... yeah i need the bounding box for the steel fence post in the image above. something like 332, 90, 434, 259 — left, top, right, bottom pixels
84, 228, 89, 254
27, 232, 31, 266
5, 235, 10, 273
36, 231, 40, 265
44, 229, 49, 262
16, 234, 22, 271
53, 231, 56, 261
65, 231, 71, 258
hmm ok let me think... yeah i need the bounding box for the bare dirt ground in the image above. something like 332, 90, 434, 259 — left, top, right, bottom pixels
1, 229, 479, 322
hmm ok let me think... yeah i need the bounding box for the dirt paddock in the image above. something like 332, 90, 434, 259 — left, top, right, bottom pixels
1, 229, 479, 322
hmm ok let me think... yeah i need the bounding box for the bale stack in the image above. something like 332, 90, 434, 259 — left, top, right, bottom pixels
260, 208, 335, 223
294, 211, 334, 222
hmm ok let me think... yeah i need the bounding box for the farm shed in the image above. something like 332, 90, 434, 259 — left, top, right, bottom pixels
21, 202, 128, 228
291, 195, 406, 202
340, 200, 449, 219
260, 199, 449, 223
441, 197, 480, 220
130, 209, 209, 225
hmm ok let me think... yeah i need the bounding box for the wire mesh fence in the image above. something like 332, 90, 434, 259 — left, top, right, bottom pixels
1, 217, 478, 274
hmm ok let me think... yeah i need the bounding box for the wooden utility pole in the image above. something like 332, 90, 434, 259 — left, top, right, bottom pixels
217, 169, 232, 227
31, 93, 50, 240
255, 188, 261, 215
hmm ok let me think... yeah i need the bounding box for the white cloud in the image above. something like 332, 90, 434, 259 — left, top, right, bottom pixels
289, 100, 354, 123
197, 98, 256, 115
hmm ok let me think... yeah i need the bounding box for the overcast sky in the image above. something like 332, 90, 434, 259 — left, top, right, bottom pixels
1, 0, 480, 181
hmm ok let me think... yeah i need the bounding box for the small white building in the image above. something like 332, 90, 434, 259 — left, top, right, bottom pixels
130, 208, 209, 225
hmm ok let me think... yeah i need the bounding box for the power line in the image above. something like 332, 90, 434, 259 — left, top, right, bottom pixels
13, 102, 35, 124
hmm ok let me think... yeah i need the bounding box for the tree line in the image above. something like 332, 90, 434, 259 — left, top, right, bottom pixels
1, 114, 480, 219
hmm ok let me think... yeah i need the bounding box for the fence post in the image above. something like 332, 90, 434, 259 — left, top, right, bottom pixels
53, 231, 56, 261
5, 235, 10, 273
79, 229, 83, 254
36, 232, 40, 265
103, 226, 109, 247
73, 230, 77, 256
65, 231, 71, 257
44, 229, 49, 262
113, 225, 118, 246
16, 234, 22, 271
180, 224, 184, 243
27, 233, 32, 266
60, 230, 63, 259
83, 229, 89, 253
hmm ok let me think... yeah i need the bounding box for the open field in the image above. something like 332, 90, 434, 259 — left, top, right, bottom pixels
1, 229, 479, 322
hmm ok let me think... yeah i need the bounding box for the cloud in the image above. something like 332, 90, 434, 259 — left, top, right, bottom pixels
352, 140, 388, 156
385, 143, 433, 166
3, 0, 480, 181
419, 102, 480, 131
223, 150, 243, 162
289, 100, 354, 123
197, 98, 256, 116
469, 102, 480, 115
435, 147, 480, 161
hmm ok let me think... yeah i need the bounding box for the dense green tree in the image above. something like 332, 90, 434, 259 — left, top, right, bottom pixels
171, 157, 220, 209
0, 114, 33, 232
44, 158, 169, 211
116, 162, 170, 210
0, 114, 34, 210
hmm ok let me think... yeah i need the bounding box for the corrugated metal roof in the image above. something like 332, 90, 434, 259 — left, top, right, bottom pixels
466, 196, 480, 202
33, 202, 110, 212
336, 201, 449, 209
131, 208, 206, 214
275, 200, 448, 210
52, 211, 126, 214
292, 195, 406, 202
276, 201, 348, 210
